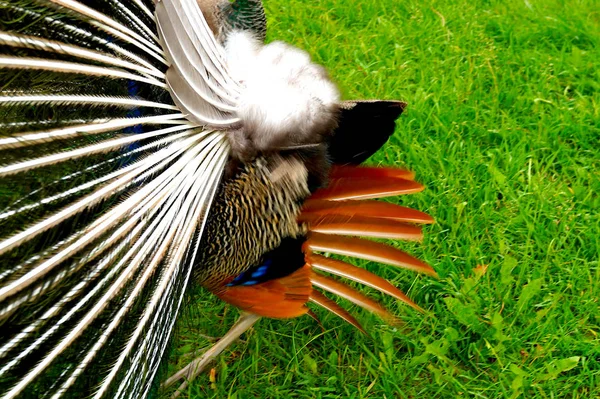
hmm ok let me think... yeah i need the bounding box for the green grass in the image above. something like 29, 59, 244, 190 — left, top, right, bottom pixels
166, 0, 600, 397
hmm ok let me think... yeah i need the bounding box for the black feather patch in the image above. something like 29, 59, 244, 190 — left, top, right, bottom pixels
228, 237, 306, 286
327, 100, 406, 165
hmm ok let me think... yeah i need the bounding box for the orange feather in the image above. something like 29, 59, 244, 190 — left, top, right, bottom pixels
309, 176, 424, 201
301, 199, 435, 224
305, 232, 437, 277
310, 273, 397, 323
302, 213, 423, 241
307, 254, 424, 312
214, 265, 312, 318
309, 290, 366, 334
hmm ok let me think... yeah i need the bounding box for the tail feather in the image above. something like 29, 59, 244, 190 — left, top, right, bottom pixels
310, 272, 397, 324
308, 175, 424, 201
305, 233, 436, 277
301, 199, 435, 224
0, 0, 237, 397
308, 254, 423, 312
301, 165, 435, 332
308, 290, 366, 334
301, 214, 423, 241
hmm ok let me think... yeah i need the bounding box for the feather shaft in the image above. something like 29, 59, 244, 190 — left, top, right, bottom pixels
308, 254, 423, 312
309, 290, 366, 334
0, 114, 185, 150
305, 233, 437, 277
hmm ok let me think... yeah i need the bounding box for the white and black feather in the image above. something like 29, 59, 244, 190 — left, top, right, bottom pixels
0, 1, 230, 398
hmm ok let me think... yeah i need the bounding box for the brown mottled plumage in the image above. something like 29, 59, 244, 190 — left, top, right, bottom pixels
194, 156, 309, 289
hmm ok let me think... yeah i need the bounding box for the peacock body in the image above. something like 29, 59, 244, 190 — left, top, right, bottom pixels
0, 1, 436, 398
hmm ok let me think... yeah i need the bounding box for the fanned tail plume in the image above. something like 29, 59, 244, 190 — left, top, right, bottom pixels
301, 165, 435, 332
0, 0, 238, 397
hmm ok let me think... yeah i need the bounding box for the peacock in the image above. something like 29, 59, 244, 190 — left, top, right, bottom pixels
0, 1, 437, 398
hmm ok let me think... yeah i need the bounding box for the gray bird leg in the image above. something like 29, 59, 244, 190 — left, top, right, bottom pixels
164, 312, 261, 398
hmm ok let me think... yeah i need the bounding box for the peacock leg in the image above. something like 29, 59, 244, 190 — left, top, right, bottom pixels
164, 312, 261, 398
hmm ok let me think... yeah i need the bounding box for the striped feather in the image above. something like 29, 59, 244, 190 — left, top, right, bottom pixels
0, 0, 237, 397
156, 0, 242, 126
299, 165, 435, 332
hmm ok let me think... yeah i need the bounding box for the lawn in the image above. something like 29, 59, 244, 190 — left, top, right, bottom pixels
166, 0, 600, 397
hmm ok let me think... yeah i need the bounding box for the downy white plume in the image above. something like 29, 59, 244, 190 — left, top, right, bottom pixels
224, 30, 341, 158
157, 1, 340, 159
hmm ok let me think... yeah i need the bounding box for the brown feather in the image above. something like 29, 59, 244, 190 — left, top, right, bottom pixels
305, 232, 437, 277
301, 199, 435, 224
309, 290, 366, 334
308, 254, 424, 312
302, 214, 423, 241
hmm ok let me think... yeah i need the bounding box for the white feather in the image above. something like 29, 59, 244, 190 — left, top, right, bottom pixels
0, 32, 165, 79
0, 114, 185, 150
155, 0, 243, 129
224, 30, 340, 157
49, 0, 167, 64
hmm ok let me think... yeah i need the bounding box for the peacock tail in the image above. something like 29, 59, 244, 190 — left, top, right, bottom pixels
0, 1, 436, 398
0, 0, 243, 397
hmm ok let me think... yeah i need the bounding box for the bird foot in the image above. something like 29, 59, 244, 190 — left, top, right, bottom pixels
163, 312, 261, 398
